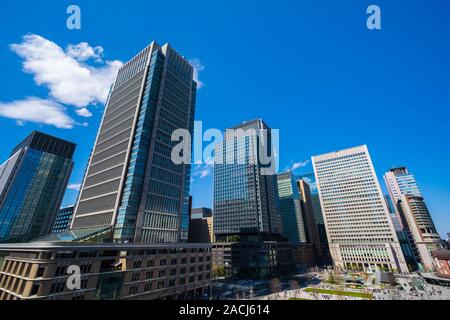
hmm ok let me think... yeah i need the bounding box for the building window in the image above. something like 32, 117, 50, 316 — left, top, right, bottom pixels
132, 272, 140, 282
36, 266, 46, 278
50, 281, 65, 294
129, 285, 139, 295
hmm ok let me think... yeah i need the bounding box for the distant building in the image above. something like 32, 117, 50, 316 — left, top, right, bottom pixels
276, 172, 307, 243
384, 195, 418, 270
51, 206, 75, 234
384, 167, 423, 230
213, 119, 282, 242
0, 242, 212, 300
432, 250, 450, 278
189, 217, 214, 243
447, 233, 450, 250
384, 167, 442, 271
422, 250, 450, 287
297, 179, 321, 246
384, 194, 402, 231
0, 131, 75, 243
398, 195, 442, 271
299, 173, 328, 244
312, 145, 408, 272
191, 208, 213, 220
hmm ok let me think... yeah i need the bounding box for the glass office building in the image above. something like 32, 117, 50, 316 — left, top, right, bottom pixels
0, 131, 75, 243
213, 119, 282, 241
51, 205, 75, 234
71, 42, 196, 244
276, 171, 307, 243
299, 173, 328, 244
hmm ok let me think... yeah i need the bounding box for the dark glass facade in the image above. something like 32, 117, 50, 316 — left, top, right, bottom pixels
51, 205, 75, 234
300, 173, 328, 244
276, 172, 306, 243
213, 119, 282, 241
0, 131, 75, 242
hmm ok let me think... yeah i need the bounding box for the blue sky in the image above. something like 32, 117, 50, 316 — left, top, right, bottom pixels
0, 1, 449, 237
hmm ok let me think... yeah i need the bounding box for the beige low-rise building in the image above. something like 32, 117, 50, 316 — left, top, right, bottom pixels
0, 242, 212, 300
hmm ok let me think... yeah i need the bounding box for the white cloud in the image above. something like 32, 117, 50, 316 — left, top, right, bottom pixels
66, 42, 104, 62
10, 34, 123, 109
189, 58, 205, 89
192, 161, 213, 180
289, 160, 310, 171
0, 97, 75, 129
67, 183, 81, 191
75, 107, 93, 118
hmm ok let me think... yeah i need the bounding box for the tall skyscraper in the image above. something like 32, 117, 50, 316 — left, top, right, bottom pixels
71, 42, 197, 244
384, 194, 418, 270
276, 171, 307, 243
300, 173, 328, 244
312, 145, 408, 272
0, 131, 75, 243
384, 167, 422, 229
384, 167, 442, 271
297, 179, 321, 245
213, 119, 282, 241
398, 195, 442, 271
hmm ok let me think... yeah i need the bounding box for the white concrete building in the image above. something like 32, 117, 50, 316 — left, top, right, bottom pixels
312, 145, 408, 272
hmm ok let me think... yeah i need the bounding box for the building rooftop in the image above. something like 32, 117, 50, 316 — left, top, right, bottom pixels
0, 241, 213, 253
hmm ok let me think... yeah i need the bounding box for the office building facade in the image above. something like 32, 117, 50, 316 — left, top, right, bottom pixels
189, 217, 214, 243
297, 179, 321, 245
299, 173, 328, 244
384, 167, 422, 230
0, 242, 211, 300
398, 195, 442, 271
71, 42, 197, 244
384, 167, 442, 271
213, 119, 282, 242
384, 194, 418, 270
0, 131, 75, 243
51, 206, 75, 234
191, 207, 213, 220
312, 145, 408, 272
276, 172, 307, 243
212, 242, 293, 279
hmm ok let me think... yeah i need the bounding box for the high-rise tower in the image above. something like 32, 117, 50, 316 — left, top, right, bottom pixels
384, 167, 442, 271
312, 145, 408, 272
213, 119, 282, 241
276, 171, 307, 243
0, 131, 75, 242
71, 42, 196, 243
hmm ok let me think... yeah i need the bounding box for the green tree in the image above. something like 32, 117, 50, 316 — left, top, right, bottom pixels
213, 265, 227, 278
228, 235, 241, 242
